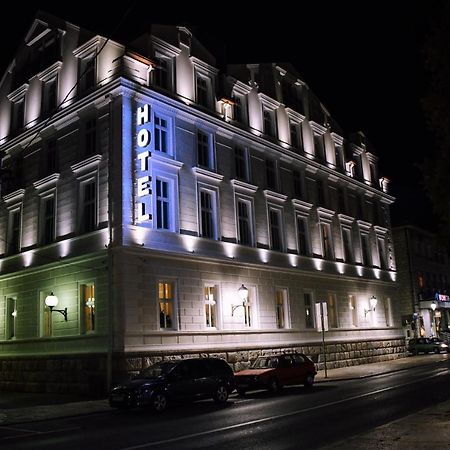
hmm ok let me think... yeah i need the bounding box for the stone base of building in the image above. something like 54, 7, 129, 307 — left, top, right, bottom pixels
0, 338, 406, 395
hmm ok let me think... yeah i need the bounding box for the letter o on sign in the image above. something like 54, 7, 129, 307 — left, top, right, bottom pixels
137, 129, 151, 148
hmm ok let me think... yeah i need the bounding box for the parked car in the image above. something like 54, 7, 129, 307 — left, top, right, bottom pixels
109, 357, 235, 412
408, 337, 450, 355
234, 353, 317, 395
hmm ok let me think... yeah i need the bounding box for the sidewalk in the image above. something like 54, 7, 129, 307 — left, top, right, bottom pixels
0, 354, 448, 434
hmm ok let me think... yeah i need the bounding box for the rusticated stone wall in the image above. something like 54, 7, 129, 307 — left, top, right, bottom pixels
0, 338, 406, 395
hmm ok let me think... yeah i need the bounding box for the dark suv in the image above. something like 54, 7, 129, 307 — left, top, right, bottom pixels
109, 358, 235, 412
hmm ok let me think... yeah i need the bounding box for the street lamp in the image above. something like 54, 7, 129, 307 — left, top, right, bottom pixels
430, 301, 437, 336
45, 292, 68, 321
231, 284, 249, 316
364, 295, 378, 317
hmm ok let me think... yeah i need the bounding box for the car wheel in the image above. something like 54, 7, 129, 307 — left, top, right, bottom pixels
236, 388, 246, 396
304, 374, 315, 388
214, 384, 229, 403
268, 378, 280, 394
434, 347, 440, 354
151, 392, 167, 412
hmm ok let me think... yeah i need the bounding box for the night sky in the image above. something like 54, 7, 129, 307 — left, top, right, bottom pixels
1, 2, 441, 231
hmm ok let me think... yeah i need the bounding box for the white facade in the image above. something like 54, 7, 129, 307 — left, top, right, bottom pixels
0, 13, 404, 393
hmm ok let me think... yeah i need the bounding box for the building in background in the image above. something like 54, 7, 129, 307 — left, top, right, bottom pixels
0, 12, 403, 394
393, 225, 450, 341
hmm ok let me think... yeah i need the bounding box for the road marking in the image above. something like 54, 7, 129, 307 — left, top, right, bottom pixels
0, 426, 80, 441
121, 369, 450, 449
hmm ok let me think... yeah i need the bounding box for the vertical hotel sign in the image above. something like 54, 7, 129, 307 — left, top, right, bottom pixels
136, 104, 152, 222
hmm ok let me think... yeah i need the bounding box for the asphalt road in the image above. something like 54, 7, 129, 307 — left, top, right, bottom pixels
2, 359, 450, 450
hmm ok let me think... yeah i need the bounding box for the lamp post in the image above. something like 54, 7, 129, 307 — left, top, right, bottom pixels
364, 295, 378, 317
44, 292, 68, 321
430, 301, 437, 337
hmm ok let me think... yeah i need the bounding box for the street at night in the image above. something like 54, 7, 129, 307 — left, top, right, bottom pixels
1, 357, 449, 449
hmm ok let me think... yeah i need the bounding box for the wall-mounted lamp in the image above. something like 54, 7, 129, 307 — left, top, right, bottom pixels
45, 292, 68, 321
430, 301, 437, 311
364, 295, 378, 317
231, 284, 249, 316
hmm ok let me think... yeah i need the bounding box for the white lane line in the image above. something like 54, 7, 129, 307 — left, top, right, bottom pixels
121, 369, 449, 450
0, 426, 80, 441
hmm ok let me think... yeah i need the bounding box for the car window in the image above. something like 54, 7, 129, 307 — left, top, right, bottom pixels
140, 361, 178, 379
292, 354, 306, 364
207, 359, 231, 375
252, 357, 278, 369
278, 356, 293, 368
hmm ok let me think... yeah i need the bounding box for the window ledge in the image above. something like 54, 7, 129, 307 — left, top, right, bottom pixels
192, 167, 223, 184
3, 189, 25, 205
70, 154, 102, 177
33, 173, 60, 192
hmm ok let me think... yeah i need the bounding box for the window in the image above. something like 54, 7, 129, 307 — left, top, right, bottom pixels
378, 237, 387, 269
290, 122, 301, 149
266, 160, 277, 190
234, 146, 249, 181
342, 228, 353, 263
40, 292, 52, 337
349, 295, 358, 327
197, 131, 214, 170
338, 188, 346, 214
196, 74, 210, 108
314, 134, 326, 162
204, 285, 217, 328
154, 115, 169, 153
384, 297, 392, 327
361, 233, 371, 266
263, 107, 275, 137
199, 188, 217, 239
12, 98, 25, 131
42, 76, 57, 114
81, 283, 95, 333
275, 289, 288, 329
80, 55, 96, 93
40, 195, 55, 245
320, 223, 333, 259
293, 170, 304, 199
296, 216, 309, 256
152, 55, 171, 90
159, 282, 174, 329
7, 208, 21, 255
327, 293, 338, 328
80, 179, 97, 233
44, 139, 58, 175
233, 94, 246, 123
304, 293, 314, 329
335, 145, 345, 172
317, 179, 326, 206
370, 163, 378, 186
85, 119, 97, 157
237, 198, 253, 246
269, 208, 283, 252
6, 296, 17, 340
156, 178, 170, 230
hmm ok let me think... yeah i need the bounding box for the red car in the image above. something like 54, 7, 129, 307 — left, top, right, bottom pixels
234, 353, 317, 395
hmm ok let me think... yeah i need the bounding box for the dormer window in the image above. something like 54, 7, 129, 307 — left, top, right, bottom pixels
314, 133, 326, 162
8, 84, 28, 133
73, 37, 101, 95
152, 54, 173, 90
263, 107, 276, 137
196, 73, 211, 108
38, 62, 62, 117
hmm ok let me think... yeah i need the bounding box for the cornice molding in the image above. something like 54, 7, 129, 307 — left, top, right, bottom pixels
263, 189, 288, 203
70, 154, 102, 176
33, 173, 60, 192
2, 189, 25, 205
230, 178, 258, 194
192, 167, 224, 184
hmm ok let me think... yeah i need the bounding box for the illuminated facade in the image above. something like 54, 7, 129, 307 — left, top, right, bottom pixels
0, 13, 404, 393
393, 226, 450, 340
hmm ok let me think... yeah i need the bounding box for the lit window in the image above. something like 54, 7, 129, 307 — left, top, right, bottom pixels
320, 223, 333, 260
159, 282, 174, 329
276, 289, 288, 329
349, 295, 358, 327
304, 293, 314, 329
81, 283, 95, 333
327, 293, 338, 328
6, 296, 17, 340
204, 285, 216, 328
